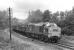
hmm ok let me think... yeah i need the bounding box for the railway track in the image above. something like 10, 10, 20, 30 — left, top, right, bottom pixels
53, 41, 74, 49
12, 29, 74, 49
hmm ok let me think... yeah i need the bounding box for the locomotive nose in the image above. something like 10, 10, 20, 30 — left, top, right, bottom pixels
49, 36, 60, 43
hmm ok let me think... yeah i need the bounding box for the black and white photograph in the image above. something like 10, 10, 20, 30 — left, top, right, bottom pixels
0, 0, 74, 50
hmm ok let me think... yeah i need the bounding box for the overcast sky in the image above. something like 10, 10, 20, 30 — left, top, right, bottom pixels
0, 0, 74, 19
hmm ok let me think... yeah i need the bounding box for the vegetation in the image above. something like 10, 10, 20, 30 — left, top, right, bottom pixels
42, 10, 51, 22
28, 9, 43, 23
0, 7, 74, 36
0, 10, 9, 29
27, 7, 74, 36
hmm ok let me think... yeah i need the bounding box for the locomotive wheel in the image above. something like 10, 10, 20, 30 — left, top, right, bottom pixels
38, 34, 43, 41
49, 36, 59, 43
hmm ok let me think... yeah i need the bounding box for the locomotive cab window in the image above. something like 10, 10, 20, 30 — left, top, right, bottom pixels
44, 28, 48, 33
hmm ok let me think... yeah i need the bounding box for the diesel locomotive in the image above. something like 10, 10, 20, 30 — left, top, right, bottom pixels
13, 22, 61, 43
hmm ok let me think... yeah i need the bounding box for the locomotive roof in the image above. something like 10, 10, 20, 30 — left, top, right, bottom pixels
28, 22, 44, 26
28, 22, 57, 27
44, 22, 57, 27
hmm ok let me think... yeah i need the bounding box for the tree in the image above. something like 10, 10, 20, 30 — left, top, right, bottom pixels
28, 9, 43, 23
72, 7, 74, 13
42, 10, 51, 22
51, 11, 59, 23
60, 11, 65, 21
65, 7, 74, 26
0, 10, 9, 29
59, 8, 74, 36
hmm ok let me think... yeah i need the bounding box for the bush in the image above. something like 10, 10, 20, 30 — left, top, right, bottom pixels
62, 25, 74, 36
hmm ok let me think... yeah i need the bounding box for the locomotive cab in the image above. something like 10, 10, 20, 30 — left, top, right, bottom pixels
44, 23, 61, 43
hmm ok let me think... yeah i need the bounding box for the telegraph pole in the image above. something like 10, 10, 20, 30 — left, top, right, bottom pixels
8, 7, 12, 40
